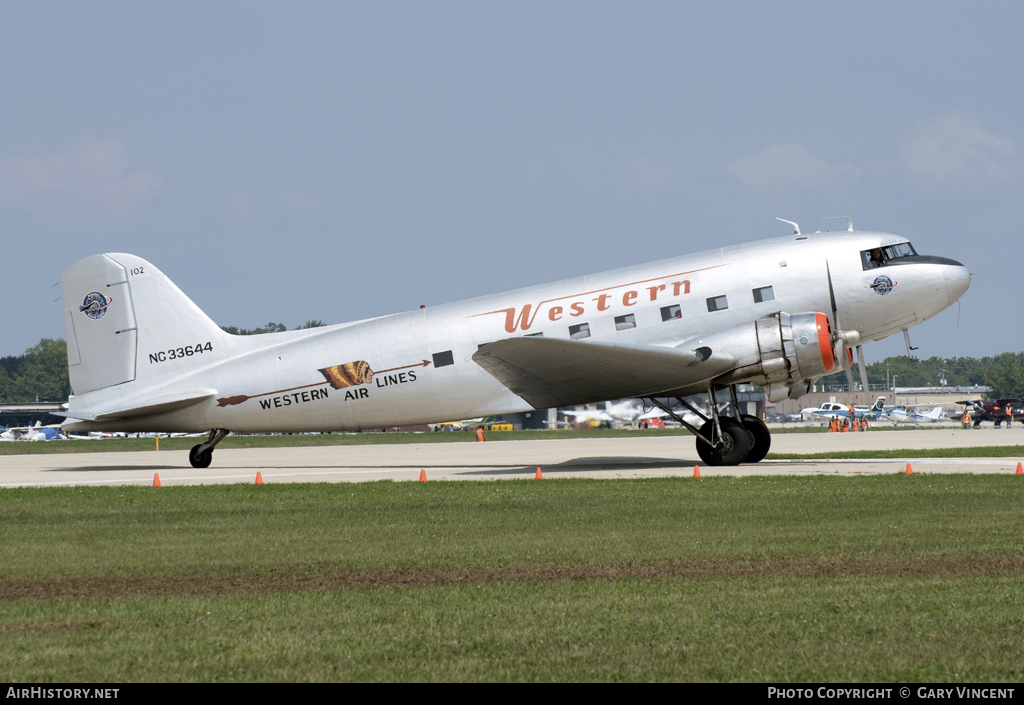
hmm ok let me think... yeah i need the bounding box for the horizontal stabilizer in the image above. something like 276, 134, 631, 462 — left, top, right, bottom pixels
58, 390, 217, 422
472, 337, 736, 409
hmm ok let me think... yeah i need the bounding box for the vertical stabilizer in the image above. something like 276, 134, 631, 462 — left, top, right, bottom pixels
62, 255, 139, 394
62, 254, 229, 396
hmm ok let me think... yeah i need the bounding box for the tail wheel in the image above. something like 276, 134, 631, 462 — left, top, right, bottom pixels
695, 418, 753, 466
740, 414, 771, 464
189, 444, 213, 469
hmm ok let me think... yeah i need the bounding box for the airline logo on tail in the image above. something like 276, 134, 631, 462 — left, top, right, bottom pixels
79, 292, 113, 320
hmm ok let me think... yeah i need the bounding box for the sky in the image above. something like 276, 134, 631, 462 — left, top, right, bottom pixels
2, 1, 1021, 369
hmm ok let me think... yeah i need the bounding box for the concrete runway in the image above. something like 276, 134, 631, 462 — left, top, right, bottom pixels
2, 428, 1022, 488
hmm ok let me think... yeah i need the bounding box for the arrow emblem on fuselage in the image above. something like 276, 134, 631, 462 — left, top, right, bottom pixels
215, 359, 432, 407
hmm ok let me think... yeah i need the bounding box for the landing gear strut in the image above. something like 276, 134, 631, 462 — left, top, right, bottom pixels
189, 428, 230, 468
644, 385, 771, 466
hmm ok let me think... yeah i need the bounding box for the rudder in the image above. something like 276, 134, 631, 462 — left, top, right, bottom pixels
62, 254, 228, 395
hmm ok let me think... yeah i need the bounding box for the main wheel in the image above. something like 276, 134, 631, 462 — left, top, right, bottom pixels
694, 418, 753, 466
189, 444, 213, 469
740, 414, 771, 463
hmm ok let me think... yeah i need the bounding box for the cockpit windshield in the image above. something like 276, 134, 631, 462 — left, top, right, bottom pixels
861, 242, 917, 270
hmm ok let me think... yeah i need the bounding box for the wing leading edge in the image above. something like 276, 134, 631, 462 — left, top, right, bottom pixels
472, 337, 736, 409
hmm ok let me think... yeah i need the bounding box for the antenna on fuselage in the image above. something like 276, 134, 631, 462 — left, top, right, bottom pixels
776, 217, 801, 235
823, 216, 854, 232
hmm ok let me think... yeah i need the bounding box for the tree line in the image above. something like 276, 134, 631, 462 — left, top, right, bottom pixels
218, 320, 325, 335
1, 333, 1022, 403
819, 353, 1024, 395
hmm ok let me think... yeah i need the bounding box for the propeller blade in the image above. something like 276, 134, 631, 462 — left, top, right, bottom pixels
856, 344, 871, 406
842, 356, 856, 404
834, 337, 855, 402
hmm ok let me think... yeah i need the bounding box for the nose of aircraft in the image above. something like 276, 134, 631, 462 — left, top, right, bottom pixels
943, 261, 971, 304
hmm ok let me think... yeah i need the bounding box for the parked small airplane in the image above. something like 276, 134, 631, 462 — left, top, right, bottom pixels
957, 399, 1024, 427
562, 399, 706, 428
885, 405, 947, 425
0, 422, 62, 441
799, 396, 887, 422
562, 403, 634, 426
55, 223, 970, 467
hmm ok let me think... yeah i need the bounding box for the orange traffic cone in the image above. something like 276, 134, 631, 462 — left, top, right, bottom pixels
152, 473, 161, 487
905, 463, 913, 475
1016, 462, 1022, 476
535, 467, 543, 480
693, 465, 701, 478
255, 471, 263, 485
419, 469, 427, 482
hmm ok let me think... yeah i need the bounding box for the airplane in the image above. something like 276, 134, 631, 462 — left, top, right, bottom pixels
561, 404, 619, 426
55, 223, 970, 467
885, 405, 947, 425
799, 396, 887, 422
0, 422, 63, 441
956, 399, 1024, 427
563, 399, 672, 427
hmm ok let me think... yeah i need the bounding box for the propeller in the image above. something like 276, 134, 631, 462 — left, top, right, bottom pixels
855, 344, 871, 406
826, 260, 870, 405
833, 329, 860, 403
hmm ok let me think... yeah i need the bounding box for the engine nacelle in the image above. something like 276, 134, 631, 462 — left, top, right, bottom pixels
705, 312, 837, 402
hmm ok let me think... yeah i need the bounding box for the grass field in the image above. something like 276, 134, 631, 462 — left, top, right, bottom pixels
2, 475, 1023, 681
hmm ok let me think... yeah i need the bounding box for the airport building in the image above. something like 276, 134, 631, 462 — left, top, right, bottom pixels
0, 402, 66, 429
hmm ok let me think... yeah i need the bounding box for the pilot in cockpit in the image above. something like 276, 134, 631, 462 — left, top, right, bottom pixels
866, 248, 885, 269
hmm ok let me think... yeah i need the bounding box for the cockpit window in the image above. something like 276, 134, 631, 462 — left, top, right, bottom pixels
886, 242, 916, 259
861, 242, 917, 270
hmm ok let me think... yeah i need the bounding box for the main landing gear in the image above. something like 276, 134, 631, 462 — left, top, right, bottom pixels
189, 428, 230, 468
645, 385, 770, 467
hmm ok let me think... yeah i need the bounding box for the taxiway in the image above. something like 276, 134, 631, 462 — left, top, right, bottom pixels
1, 428, 1021, 488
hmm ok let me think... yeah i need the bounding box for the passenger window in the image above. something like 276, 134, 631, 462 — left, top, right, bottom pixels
614, 314, 636, 331
432, 350, 455, 367
752, 286, 774, 303
706, 295, 728, 312
661, 304, 681, 321
568, 323, 591, 340
525, 332, 544, 337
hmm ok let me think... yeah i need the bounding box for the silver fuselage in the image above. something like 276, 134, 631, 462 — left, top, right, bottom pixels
62, 231, 970, 433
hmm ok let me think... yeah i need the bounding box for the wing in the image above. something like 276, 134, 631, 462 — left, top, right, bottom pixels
472, 337, 736, 409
